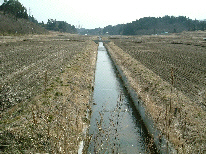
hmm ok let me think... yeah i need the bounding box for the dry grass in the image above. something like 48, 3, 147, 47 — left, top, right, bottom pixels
0, 11, 48, 35
0, 33, 98, 153
112, 32, 206, 108
105, 32, 206, 153
86, 95, 156, 153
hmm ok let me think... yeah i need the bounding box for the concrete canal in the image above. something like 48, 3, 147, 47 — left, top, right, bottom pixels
87, 42, 157, 153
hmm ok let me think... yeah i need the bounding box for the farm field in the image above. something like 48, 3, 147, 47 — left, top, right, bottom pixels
0, 33, 98, 153
1, 31, 206, 153
111, 32, 206, 108
105, 31, 206, 153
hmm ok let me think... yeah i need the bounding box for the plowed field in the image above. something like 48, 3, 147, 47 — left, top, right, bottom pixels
112, 32, 206, 109
0, 33, 97, 153
105, 31, 206, 153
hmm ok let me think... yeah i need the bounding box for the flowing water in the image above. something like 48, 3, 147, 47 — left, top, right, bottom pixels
87, 42, 157, 153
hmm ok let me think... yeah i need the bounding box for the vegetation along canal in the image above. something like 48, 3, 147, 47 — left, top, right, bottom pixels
87, 42, 157, 153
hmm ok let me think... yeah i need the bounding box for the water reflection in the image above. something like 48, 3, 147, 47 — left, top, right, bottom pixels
88, 42, 156, 153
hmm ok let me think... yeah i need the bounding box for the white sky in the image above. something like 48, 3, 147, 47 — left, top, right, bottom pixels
1, 0, 206, 29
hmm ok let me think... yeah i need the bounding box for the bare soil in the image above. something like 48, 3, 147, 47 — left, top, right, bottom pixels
0, 32, 98, 153
104, 31, 206, 153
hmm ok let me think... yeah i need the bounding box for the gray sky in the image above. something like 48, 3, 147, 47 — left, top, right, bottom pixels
1, 0, 206, 29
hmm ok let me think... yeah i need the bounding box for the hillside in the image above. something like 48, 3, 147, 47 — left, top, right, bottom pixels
103, 16, 206, 35
0, 11, 48, 35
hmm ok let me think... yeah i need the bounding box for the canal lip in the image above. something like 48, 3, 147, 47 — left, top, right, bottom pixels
87, 41, 158, 153
93, 39, 110, 44
78, 44, 98, 154
104, 42, 177, 154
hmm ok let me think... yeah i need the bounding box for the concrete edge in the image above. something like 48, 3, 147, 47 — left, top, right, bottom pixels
104, 43, 177, 154
82, 42, 99, 153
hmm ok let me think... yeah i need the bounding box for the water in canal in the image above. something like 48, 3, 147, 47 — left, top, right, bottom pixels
87, 42, 156, 153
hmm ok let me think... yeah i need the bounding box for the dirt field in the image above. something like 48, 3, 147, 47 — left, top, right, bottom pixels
110, 32, 206, 108
0, 32, 98, 153
104, 31, 206, 153
1, 31, 206, 153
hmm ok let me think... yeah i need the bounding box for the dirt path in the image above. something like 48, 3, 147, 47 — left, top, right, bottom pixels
0, 33, 98, 153
105, 32, 206, 153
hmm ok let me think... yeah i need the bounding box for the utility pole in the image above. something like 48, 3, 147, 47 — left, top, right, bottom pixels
78, 21, 80, 29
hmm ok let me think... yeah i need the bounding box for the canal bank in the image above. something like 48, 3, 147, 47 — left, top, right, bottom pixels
87, 42, 157, 153
104, 42, 177, 153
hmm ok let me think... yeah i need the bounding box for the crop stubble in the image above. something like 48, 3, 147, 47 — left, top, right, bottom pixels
0, 33, 98, 153
112, 33, 206, 108
106, 31, 206, 153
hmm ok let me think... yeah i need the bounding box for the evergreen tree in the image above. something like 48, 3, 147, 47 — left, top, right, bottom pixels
0, 0, 28, 20
102, 15, 204, 35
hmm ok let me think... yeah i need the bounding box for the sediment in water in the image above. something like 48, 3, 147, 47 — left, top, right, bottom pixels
104, 42, 176, 153
87, 42, 157, 153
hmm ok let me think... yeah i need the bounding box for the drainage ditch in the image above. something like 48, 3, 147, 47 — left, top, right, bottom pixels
87, 42, 157, 153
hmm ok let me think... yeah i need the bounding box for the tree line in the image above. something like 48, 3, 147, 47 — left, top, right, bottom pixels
0, 0, 28, 20
29, 17, 77, 34
43, 19, 77, 33
103, 16, 206, 35
0, 0, 77, 34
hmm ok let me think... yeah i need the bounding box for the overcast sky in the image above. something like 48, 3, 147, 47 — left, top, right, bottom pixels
1, 0, 206, 29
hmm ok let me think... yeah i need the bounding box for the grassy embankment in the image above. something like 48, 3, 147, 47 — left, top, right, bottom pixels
0, 11, 48, 35
104, 31, 206, 153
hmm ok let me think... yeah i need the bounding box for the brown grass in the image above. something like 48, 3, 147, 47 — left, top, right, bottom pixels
0, 11, 48, 35
105, 32, 206, 153
0, 33, 97, 153
112, 32, 206, 108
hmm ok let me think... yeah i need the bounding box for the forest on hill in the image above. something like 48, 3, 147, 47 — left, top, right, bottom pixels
0, 0, 77, 34
1, 0, 205, 35
103, 16, 206, 35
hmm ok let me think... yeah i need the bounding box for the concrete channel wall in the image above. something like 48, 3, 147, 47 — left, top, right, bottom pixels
104, 43, 177, 154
